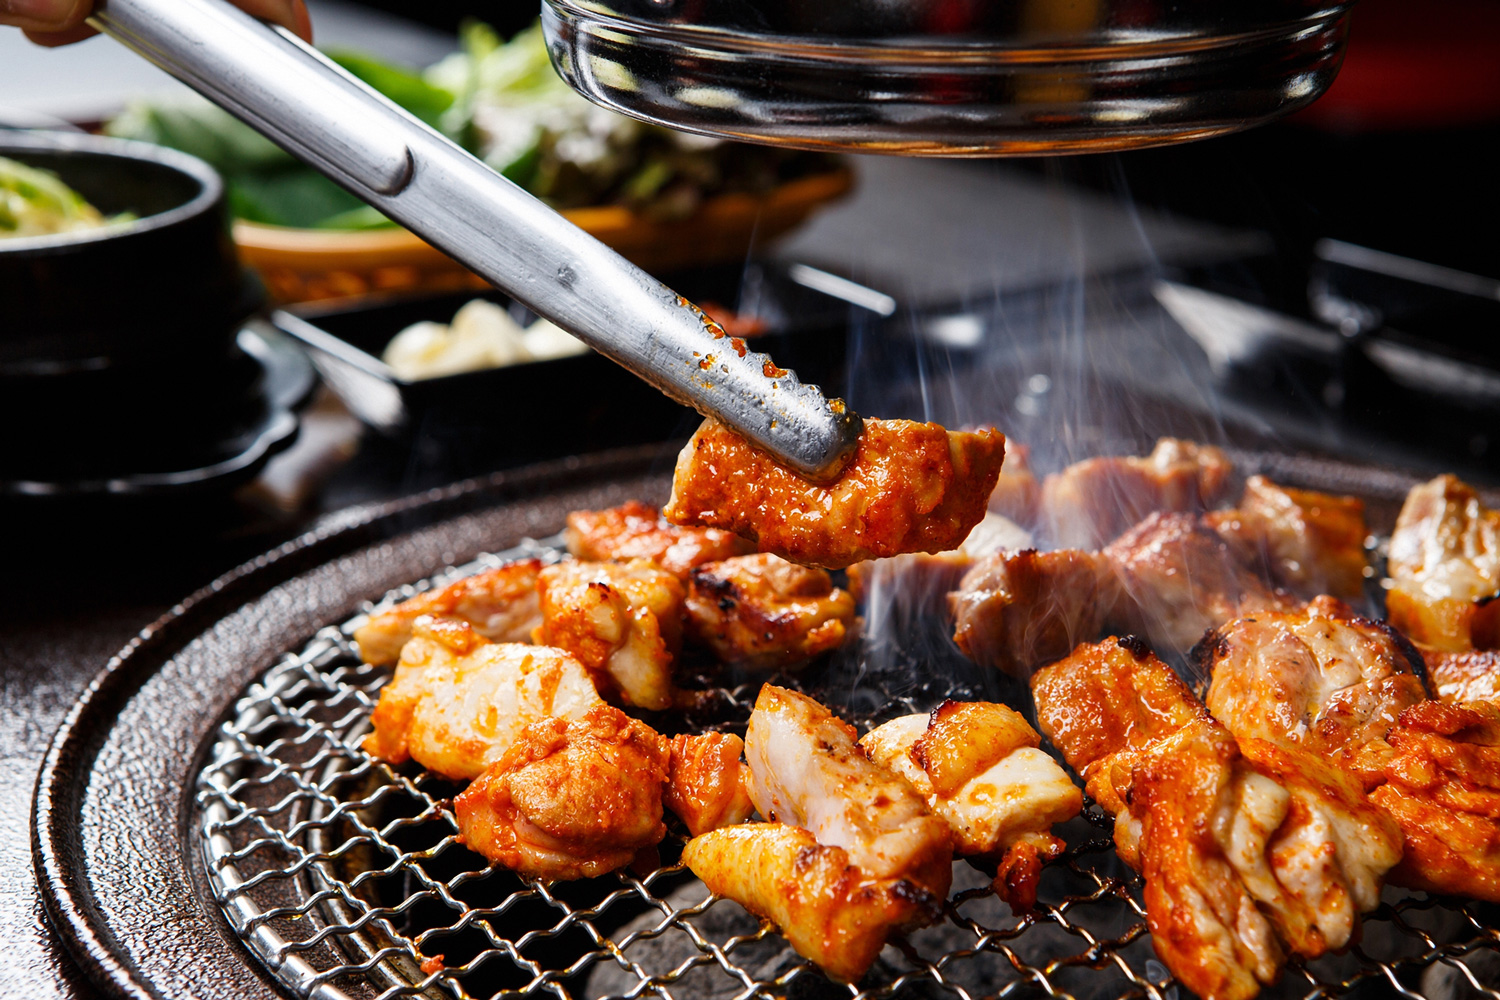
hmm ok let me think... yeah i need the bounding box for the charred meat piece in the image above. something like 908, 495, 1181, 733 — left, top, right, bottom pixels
454, 705, 669, 881
354, 560, 542, 666
664, 732, 755, 836
1201, 596, 1429, 788
1041, 438, 1234, 549
564, 500, 753, 578
950, 548, 1119, 676
534, 559, 685, 711
685, 554, 854, 669
1370, 700, 1500, 901
682, 822, 942, 984
1206, 476, 1369, 600
1426, 648, 1500, 706
860, 701, 1081, 910
1104, 513, 1298, 655
1033, 639, 1401, 998
362, 617, 602, 781
743, 684, 953, 896
1386, 475, 1500, 653
664, 417, 1006, 569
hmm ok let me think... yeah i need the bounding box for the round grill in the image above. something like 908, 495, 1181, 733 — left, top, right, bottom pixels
197, 536, 1500, 1000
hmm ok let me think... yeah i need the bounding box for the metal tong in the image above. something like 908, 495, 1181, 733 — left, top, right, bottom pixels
88, 0, 862, 479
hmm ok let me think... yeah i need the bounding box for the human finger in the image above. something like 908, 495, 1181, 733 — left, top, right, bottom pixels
0, 0, 90, 34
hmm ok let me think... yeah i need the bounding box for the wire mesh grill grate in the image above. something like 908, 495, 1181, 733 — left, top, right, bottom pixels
197, 537, 1500, 1000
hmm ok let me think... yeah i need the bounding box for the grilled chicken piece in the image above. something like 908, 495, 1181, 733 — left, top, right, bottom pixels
1386, 475, 1500, 653
1426, 648, 1500, 705
682, 823, 942, 983
362, 617, 602, 781
1041, 438, 1234, 549
1033, 639, 1401, 999
454, 705, 669, 881
354, 560, 542, 666
950, 548, 1120, 676
664, 732, 755, 836
860, 701, 1082, 909
988, 441, 1041, 528
664, 416, 1006, 569
1201, 596, 1429, 788
564, 500, 753, 578
743, 685, 952, 896
1370, 700, 1500, 901
1206, 477, 1369, 600
1104, 512, 1298, 655
534, 559, 685, 711
684, 554, 854, 669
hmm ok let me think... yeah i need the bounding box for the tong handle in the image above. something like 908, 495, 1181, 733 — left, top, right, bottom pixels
89, 0, 862, 479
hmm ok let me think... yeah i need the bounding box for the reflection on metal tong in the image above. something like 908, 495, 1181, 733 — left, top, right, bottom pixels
89, 0, 863, 480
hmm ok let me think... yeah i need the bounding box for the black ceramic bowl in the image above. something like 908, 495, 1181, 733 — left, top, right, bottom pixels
0, 131, 266, 482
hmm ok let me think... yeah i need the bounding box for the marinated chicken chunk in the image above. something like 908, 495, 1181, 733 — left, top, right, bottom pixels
1034, 639, 1401, 999
534, 559, 685, 711
861, 701, 1082, 909
1386, 475, 1500, 652
564, 500, 753, 578
950, 548, 1120, 676
988, 441, 1041, 528
1041, 438, 1234, 549
682, 822, 942, 983
1426, 648, 1500, 705
1201, 596, 1429, 787
664, 417, 1006, 569
685, 554, 854, 669
354, 560, 542, 666
362, 617, 602, 780
743, 685, 952, 896
1370, 700, 1500, 901
1206, 477, 1369, 600
1105, 513, 1298, 655
454, 706, 669, 881
665, 732, 755, 836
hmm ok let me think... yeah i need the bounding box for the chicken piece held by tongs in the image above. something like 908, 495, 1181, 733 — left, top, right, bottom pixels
666, 417, 1006, 569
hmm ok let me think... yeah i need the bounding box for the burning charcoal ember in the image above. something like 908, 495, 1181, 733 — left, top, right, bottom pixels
1386, 475, 1500, 653
564, 499, 754, 578
454, 705, 670, 881
684, 554, 854, 670
859, 701, 1082, 910
1206, 477, 1370, 601
1040, 438, 1235, 550
1103, 512, 1298, 655
362, 617, 602, 780
744, 685, 953, 897
1200, 595, 1430, 789
1370, 700, 1500, 901
353, 559, 542, 665
950, 548, 1120, 677
1033, 639, 1402, 999
534, 558, 686, 710
664, 416, 1006, 569
1426, 648, 1500, 705
682, 822, 945, 983
665, 731, 755, 836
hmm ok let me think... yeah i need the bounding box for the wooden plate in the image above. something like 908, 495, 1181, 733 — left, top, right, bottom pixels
234, 167, 853, 305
